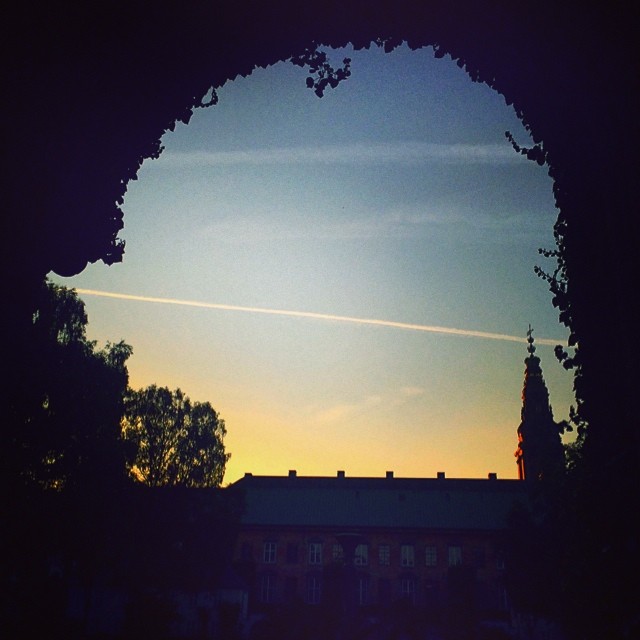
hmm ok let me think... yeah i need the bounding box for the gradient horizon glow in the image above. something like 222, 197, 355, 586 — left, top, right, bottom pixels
51, 44, 575, 484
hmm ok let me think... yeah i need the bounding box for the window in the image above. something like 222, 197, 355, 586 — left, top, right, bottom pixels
448, 545, 462, 567
263, 541, 277, 564
332, 544, 344, 562
357, 576, 369, 605
286, 542, 298, 564
260, 573, 276, 603
378, 544, 390, 566
400, 577, 416, 604
354, 543, 368, 566
306, 575, 322, 604
425, 545, 437, 567
308, 542, 322, 565
401, 544, 415, 567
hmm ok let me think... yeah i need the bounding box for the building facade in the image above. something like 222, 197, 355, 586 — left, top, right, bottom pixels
229, 471, 527, 622
227, 333, 564, 636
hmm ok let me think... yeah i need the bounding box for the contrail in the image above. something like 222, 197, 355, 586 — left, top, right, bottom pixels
158, 142, 523, 167
75, 288, 563, 346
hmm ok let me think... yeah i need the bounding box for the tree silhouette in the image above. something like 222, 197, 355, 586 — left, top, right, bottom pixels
123, 384, 230, 487
6, 280, 133, 491
3, 281, 134, 637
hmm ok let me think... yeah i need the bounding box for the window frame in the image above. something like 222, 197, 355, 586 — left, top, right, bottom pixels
260, 573, 276, 603
400, 544, 415, 568
400, 576, 416, 604
306, 574, 322, 604
425, 545, 438, 567
308, 541, 323, 565
357, 576, 369, 605
354, 543, 369, 566
263, 541, 277, 564
448, 545, 463, 567
378, 543, 390, 566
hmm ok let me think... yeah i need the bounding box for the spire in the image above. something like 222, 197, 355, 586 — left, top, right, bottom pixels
520, 325, 552, 425
526, 323, 535, 356
515, 326, 564, 480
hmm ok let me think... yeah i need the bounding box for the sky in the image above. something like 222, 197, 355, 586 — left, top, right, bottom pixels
51, 43, 575, 485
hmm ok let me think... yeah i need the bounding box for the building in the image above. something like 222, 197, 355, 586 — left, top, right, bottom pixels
514, 326, 565, 481
227, 331, 564, 637
229, 471, 527, 619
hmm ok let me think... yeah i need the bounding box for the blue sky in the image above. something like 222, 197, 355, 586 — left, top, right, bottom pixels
52, 43, 575, 483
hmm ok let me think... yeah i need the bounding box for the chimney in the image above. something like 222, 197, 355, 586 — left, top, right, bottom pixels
488, 472, 497, 480
288, 470, 297, 478
386, 471, 394, 479
244, 472, 253, 478
337, 470, 345, 478
437, 472, 446, 480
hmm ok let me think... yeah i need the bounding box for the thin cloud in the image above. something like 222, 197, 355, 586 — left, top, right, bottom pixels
203, 210, 431, 243
312, 395, 383, 425
313, 403, 357, 424
158, 142, 524, 167
75, 288, 563, 346
201, 208, 548, 245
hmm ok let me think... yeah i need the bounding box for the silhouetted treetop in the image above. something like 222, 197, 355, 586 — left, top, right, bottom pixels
6, 281, 133, 491
122, 384, 230, 488
291, 46, 351, 97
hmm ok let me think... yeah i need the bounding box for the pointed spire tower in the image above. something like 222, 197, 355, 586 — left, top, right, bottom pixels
515, 326, 565, 480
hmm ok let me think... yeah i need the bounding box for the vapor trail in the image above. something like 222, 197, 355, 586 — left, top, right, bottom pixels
75, 289, 562, 346
159, 142, 522, 166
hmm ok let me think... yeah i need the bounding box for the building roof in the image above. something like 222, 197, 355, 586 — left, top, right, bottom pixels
229, 472, 529, 532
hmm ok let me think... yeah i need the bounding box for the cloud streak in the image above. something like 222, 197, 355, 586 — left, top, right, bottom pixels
158, 142, 524, 167
76, 288, 563, 346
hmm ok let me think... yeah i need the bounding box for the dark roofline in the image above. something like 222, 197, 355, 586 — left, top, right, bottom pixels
229, 471, 528, 532
236, 521, 511, 536
229, 471, 522, 490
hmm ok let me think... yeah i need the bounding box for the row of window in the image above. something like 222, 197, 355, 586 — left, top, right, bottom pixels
251, 541, 497, 568
260, 573, 416, 606
260, 574, 322, 605
258, 572, 507, 608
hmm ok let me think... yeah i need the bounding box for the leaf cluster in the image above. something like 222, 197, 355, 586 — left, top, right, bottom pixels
122, 385, 230, 488
291, 46, 352, 97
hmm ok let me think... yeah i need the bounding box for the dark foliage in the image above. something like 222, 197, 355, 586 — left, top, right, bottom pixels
2, 281, 130, 636
121, 592, 179, 640
5, 280, 133, 491
291, 46, 351, 97
116, 486, 243, 591
2, 280, 239, 637
122, 385, 230, 487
